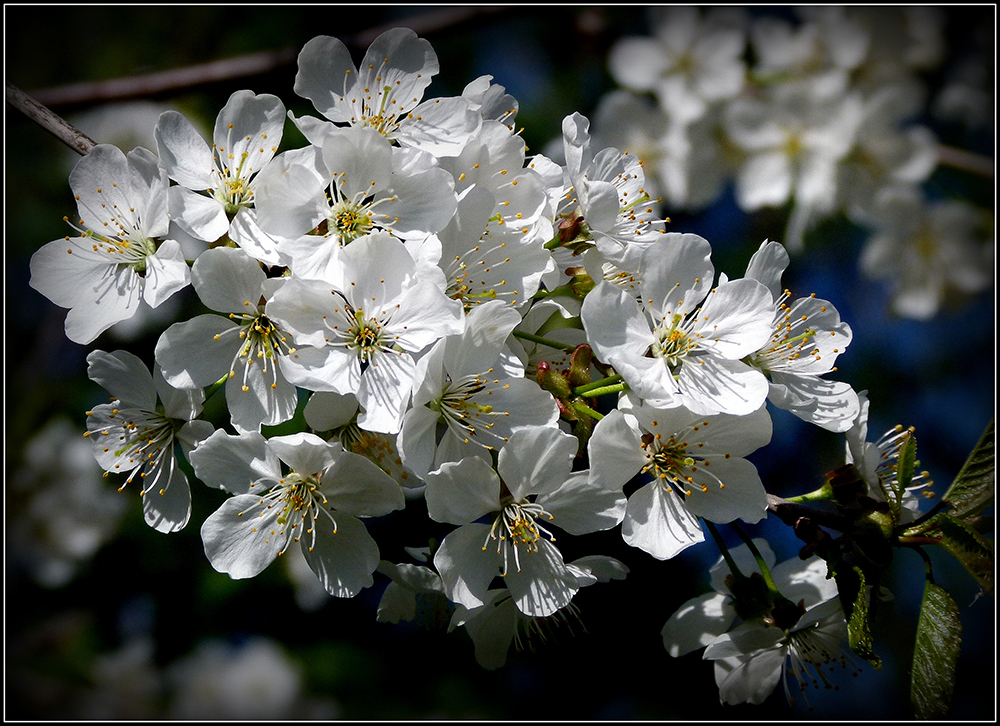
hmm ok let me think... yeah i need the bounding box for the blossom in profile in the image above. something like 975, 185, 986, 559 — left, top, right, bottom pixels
29, 144, 190, 344
84, 349, 214, 533
742, 240, 860, 432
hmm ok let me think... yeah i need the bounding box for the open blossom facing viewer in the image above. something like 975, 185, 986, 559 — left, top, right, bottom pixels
428, 426, 625, 617
154, 246, 298, 433
588, 397, 771, 559
154, 90, 286, 264
265, 232, 465, 434
582, 233, 774, 416
191, 430, 405, 597
29, 144, 190, 344
292, 27, 481, 156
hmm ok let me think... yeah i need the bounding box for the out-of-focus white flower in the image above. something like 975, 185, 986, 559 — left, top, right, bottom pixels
838, 81, 938, 223
609, 6, 748, 126
77, 637, 162, 720
751, 9, 870, 95
859, 185, 993, 319
63, 101, 184, 176
8, 417, 127, 588
847, 7, 946, 89
167, 637, 338, 720
725, 81, 863, 229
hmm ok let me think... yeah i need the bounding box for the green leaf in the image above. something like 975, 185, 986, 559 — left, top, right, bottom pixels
843, 564, 882, 669
932, 515, 994, 596
910, 581, 962, 719
941, 418, 994, 520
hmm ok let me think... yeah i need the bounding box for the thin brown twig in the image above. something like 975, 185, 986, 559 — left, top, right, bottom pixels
26, 6, 509, 110
6, 82, 95, 156
938, 144, 994, 178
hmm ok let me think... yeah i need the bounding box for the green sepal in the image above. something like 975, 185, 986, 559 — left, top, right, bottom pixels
892, 434, 917, 520
910, 581, 962, 719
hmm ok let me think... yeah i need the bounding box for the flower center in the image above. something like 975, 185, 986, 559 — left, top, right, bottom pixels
649, 313, 698, 373
85, 405, 178, 496
751, 290, 820, 374
329, 198, 374, 243
221, 309, 296, 392
248, 470, 338, 555
639, 425, 727, 498
483, 497, 557, 576
432, 373, 507, 447
65, 216, 159, 275
349, 315, 384, 363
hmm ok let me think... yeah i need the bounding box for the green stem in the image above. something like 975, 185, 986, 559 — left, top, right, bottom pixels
577, 382, 628, 398
784, 482, 834, 504
902, 542, 935, 582
705, 521, 745, 581
573, 374, 623, 396
730, 521, 781, 598
571, 401, 604, 421
511, 329, 576, 354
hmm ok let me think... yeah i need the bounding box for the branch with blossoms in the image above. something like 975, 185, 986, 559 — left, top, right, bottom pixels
21, 24, 993, 720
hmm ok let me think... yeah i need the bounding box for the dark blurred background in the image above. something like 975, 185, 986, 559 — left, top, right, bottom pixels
5, 5, 994, 720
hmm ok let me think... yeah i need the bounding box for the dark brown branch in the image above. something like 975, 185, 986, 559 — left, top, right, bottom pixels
6, 83, 95, 156
27, 6, 509, 110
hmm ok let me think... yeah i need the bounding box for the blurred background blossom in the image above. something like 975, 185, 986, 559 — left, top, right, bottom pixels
5, 5, 994, 719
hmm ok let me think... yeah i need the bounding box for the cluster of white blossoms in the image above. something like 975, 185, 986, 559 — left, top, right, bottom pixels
597, 6, 994, 318
30, 26, 904, 703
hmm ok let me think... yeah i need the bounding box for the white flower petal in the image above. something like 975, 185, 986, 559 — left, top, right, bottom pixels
301, 513, 379, 598
622, 481, 705, 560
